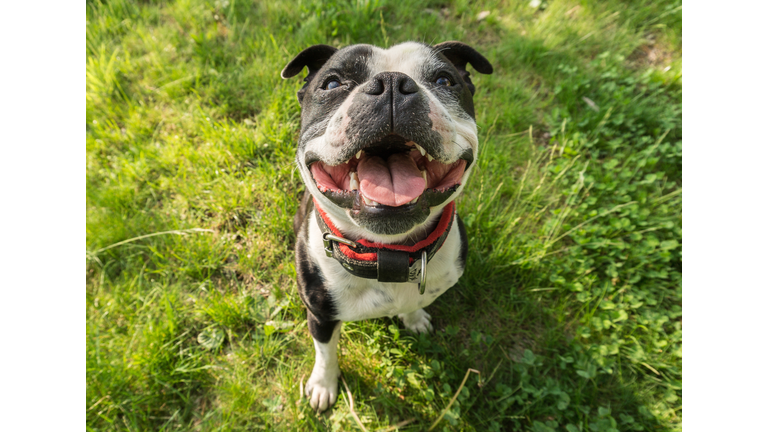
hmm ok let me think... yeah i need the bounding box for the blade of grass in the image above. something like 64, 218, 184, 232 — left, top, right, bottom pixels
88, 228, 215, 256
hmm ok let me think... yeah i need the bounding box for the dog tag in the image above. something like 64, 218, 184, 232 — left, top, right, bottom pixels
406, 250, 428, 294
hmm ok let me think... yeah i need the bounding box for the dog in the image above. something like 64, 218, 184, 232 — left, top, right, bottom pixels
281, 41, 492, 412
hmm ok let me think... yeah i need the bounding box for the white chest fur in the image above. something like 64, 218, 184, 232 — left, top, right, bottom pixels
306, 210, 464, 322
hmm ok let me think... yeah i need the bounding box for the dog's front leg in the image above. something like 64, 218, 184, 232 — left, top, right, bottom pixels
305, 315, 341, 412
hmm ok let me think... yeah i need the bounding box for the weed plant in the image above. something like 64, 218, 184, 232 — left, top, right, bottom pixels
86, 0, 682, 430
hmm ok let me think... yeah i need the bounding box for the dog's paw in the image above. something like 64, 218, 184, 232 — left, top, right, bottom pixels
305, 368, 340, 412
399, 309, 433, 334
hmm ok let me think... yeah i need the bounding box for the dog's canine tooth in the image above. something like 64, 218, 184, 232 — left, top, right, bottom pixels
409, 197, 418, 204
349, 171, 359, 190
416, 144, 426, 156
361, 195, 379, 207
427, 154, 433, 162
421, 169, 428, 187
356, 150, 362, 159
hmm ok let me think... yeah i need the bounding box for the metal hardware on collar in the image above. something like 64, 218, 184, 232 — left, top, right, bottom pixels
418, 250, 427, 295
377, 249, 410, 282
322, 233, 358, 258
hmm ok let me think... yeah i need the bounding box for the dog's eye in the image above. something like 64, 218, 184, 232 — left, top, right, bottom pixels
325, 80, 341, 90
435, 76, 452, 87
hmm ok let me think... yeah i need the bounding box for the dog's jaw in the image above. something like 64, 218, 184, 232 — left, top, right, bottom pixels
297, 152, 473, 244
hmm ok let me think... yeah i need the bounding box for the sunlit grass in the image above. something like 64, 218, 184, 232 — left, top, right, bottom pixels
86, 0, 682, 430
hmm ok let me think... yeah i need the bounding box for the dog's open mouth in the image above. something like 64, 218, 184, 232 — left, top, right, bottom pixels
308, 135, 469, 208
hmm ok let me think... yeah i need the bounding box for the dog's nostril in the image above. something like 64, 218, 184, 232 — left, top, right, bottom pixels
363, 78, 385, 95
398, 76, 419, 95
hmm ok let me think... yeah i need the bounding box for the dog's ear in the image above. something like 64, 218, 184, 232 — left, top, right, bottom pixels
433, 41, 493, 95
281, 45, 338, 103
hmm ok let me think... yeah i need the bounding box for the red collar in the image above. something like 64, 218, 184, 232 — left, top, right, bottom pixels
314, 199, 455, 261
313, 199, 457, 287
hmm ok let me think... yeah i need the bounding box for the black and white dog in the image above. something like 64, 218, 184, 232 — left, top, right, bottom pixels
281, 41, 492, 411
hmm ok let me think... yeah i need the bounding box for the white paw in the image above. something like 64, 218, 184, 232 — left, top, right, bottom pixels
399, 309, 433, 334
305, 367, 340, 412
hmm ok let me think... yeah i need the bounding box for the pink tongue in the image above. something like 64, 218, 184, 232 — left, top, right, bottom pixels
358, 153, 426, 206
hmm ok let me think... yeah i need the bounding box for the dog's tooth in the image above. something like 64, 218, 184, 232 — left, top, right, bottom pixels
427, 154, 434, 162
349, 171, 359, 190
416, 144, 426, 156
356, 150, 362, 159
361, 194, 379, 207
421, 169, 428, 187
409, 197, 418, 204
344, 158, 351, 164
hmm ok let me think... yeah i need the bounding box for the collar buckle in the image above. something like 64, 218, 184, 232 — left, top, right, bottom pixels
322, 232, 358, 257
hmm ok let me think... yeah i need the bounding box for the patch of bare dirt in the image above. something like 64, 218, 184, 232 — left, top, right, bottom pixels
629, 34, 677, 69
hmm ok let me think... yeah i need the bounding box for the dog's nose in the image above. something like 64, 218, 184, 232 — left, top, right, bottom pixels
362, 72, 419, 96
355, 71, 425, 136
397, 74, 419, 94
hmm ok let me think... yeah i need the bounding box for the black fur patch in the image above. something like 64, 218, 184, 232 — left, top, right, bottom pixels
298, 45, 375, 144
456, 214, 468, 271
432, 41, 494, 97
294, 195, 339, 343
307, 312, 339, 344
293, 189, 313, 235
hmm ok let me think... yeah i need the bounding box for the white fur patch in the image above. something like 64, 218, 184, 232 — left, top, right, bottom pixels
367, 42, 441, 79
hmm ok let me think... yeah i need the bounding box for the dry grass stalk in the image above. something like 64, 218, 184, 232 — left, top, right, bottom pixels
341, 374, 368, 432
428, 368, 480, 431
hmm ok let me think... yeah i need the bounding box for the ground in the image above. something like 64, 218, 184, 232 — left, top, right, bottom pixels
86, 0, 682, 430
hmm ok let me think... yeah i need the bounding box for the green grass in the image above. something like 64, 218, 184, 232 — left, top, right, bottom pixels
86, 0, 682, 430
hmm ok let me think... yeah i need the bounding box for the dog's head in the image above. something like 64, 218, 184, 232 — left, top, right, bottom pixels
282, 42, 492, 238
